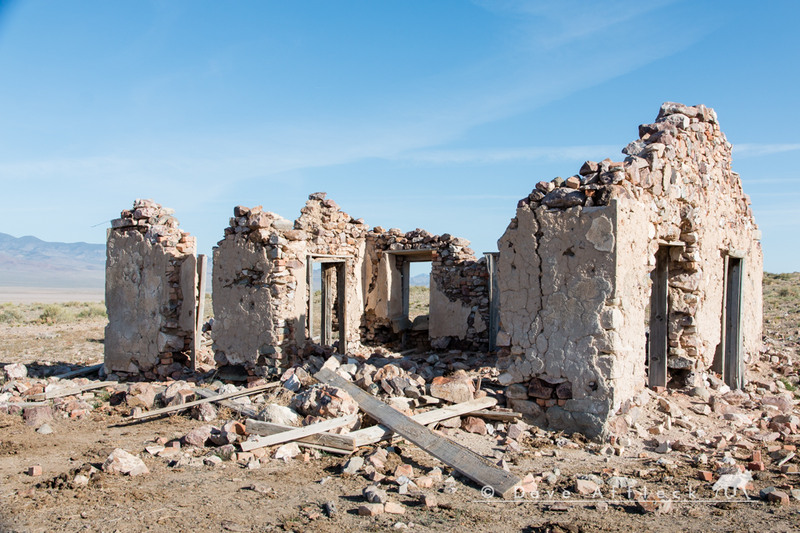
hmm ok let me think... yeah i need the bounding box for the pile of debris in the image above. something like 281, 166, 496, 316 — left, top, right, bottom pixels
3, 338, 800, 514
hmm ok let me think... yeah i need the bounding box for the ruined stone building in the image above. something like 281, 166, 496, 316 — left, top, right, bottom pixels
104, 102, 762, 439
495, 102, 762, 437
211, 193, 490, 377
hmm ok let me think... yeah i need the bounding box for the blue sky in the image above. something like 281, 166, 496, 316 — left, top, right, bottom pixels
0, 0, 798, 272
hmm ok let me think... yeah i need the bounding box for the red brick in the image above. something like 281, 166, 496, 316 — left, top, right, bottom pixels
698, 471, 713, 482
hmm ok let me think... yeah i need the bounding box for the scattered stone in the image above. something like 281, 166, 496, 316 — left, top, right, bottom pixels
324, 501, 337, 517
126, 383, 156, 410
762, 488, 790, 506
395, 464, 414, 478
102, 448, 149, 476
358, 503, 384, 516
363, 485, 388, 504
183, 425, 213, 447
429, 375, 474, 404
342, 456, 364, 476
203, 455, 223, 467
26, 465, 42, 477
575, 478, 599, 495
461, 416, 487, 435
3, 363, 27, 380
607, 476, 636, 490
23, 405, 53, 427
256, 404, 301, 426
416, 476, 435, 489
292, 385, 358, 418
698, 471, 713, 482
421, 494, 438, 508
384, 501, 405, 515
36, 423, 53, 435
192, 402, 217, 422
274, 442, 301, 461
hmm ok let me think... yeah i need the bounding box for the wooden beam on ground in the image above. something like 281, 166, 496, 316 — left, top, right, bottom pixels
132, 382, 279, 420
246, 419, 356, 452
350, 396, 497, 447
292, 442, 353, 455
240, 415, 357, 452
52, 363, 103, 380
466, 409, 522, 422
31, 380, 116, 401
194, 388, 258, 418
315, 369, 520, 498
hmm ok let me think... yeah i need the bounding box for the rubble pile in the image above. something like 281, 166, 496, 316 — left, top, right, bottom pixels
4, 328, 800, 517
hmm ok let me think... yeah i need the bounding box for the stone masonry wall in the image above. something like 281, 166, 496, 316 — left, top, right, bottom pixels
496, 102, 762, 439
212, 193, 490, 377
361, 229, 489, 351
105, 199, 197, 380
211, 194, 368, 377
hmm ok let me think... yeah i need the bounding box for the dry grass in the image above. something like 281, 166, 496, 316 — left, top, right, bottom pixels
0, 301, 106, 325
763, 271, 800, 340
409, 285, 430, 321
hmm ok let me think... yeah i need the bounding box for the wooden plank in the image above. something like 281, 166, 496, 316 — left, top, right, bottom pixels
2, 401, 49, 408
336, 262, 347, 354
724, 256, 745, 389
52, 363, 103, 380
132, 382, 279, 420
246, 419, 356, 451
32, 380, 116, 401
321, 264, 334, 345
648, 247, 668, 389
486, 252, 500, 351
192, 254, 208, 371
240, 415, 357, 452
467, 409, 521, 422
194, 388, 258, 418
292, 442, 352, 455
401, 259, 410, 321
315, 369, 520, 498
350, 396, 497, 447
307, 255, 315, 340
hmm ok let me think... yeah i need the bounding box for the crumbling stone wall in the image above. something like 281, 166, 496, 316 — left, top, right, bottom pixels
212, 194, 368, 376
361, 229, 489, 351
105, 199, 197, 380
496, 103, 762, 439
212, 193, 489, 376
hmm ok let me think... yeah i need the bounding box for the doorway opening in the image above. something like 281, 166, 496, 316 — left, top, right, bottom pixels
385, 249, 434, 343
307, 255, 348, 353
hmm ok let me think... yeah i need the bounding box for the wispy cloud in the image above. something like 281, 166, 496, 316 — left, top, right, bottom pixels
733, 143, 800, 157
396, 145, 620, 165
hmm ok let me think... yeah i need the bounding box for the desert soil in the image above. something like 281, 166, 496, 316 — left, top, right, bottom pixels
1, 275, 799, 533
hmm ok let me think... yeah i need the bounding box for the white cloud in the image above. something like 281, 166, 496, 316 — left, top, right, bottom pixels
733, 143, 800, 157
396, 145, 620, 165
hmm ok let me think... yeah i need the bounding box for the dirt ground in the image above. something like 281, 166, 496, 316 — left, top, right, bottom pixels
1, 275, 800, 532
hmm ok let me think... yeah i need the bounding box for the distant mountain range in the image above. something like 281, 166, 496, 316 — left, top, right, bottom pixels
0, 232, 105, 288
0, 231, 432, 290
410, 273, 430, 287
